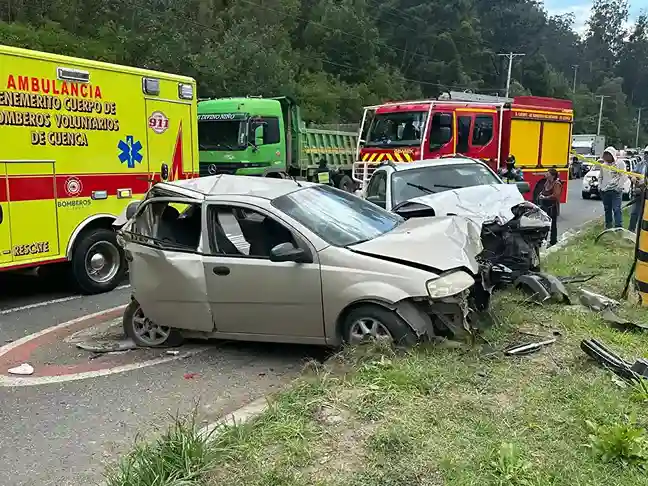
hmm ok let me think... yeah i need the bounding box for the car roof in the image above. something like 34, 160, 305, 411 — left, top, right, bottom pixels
382, 156, 488, 172
154, 174, 316, 200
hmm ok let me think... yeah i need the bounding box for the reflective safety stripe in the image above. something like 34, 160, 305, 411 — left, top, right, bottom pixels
317, 172, 330, 184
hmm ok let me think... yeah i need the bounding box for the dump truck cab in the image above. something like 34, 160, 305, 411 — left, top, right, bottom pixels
197, 97, 288, 178
197, 96, 359, 191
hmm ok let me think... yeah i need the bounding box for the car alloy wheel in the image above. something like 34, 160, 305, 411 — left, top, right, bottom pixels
348, 317, 394, 344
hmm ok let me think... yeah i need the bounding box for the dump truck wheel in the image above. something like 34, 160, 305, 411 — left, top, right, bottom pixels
342, 305, 416, 346
123, 299, 184, 348
337, 175, 355, 193
71, 228, 126, 294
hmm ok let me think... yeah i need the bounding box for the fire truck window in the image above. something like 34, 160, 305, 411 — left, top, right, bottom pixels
457, 116, 472, 153
249, 117, 281, 145
472, 115, 494, 146
366, 112, 427, 147
429, 113, 453, 151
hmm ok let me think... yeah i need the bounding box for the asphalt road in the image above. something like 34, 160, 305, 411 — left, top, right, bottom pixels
0, 178, 605, 486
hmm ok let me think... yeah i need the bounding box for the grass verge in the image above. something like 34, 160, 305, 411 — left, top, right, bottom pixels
107, 219, 648, 486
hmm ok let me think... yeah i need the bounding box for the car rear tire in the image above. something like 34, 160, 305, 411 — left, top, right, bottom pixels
342, 304, 417, 346
337, 175, 355, 193
71, 228, 126, 294
582, 192, 591, 200
123, 299, 184, 348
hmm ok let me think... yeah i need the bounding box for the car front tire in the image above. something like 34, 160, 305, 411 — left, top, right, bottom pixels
342, 304, 417, 346
123, 299, 184, 348
582, 192, 591, 200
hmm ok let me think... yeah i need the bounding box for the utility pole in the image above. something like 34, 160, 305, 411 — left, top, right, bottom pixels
636, 107, 644, 148
596, 95, 610, 136
572, 65, 579, 93
498, 52, 525, 98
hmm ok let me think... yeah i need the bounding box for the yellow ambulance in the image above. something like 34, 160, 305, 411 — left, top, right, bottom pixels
0, 45, 198, 293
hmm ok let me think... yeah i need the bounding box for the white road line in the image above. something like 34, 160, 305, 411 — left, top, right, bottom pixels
0, 348, 208, 387
0, 304, 209, 386
0, 284, 131, 315
0, 304, 128, 357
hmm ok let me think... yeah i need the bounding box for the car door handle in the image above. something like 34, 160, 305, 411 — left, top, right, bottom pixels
0, 205, 3, 224
212, 266, 230, 276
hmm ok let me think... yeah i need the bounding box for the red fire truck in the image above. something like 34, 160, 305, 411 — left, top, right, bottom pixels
353, 91, 573, 203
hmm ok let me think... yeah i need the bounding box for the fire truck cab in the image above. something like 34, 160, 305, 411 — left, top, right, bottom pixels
354, 91, 573, 204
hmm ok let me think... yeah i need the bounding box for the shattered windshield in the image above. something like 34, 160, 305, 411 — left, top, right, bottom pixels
272, 185, 403, 247
391, 163, 501, 207
366, 111, 427, 148
198, 114, 247, 151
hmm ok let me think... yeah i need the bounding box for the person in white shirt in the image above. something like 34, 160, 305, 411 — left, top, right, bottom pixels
598, 146, 627, 229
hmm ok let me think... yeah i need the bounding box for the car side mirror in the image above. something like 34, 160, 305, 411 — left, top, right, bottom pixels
269, 242, 309, 263
516, 181, 531, 194
125, 201, 141, 219
254, 125, 264, 146
366, 195, 386, 209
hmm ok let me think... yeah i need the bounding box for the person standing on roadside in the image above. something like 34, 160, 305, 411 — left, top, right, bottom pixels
629, 147, 648, 232
599, 146, 626, 229
538, 168, 562, 247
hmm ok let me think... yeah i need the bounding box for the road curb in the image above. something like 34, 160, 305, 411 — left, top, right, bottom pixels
198, 396, 269, 441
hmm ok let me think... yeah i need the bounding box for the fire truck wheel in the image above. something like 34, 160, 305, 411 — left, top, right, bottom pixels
72, 228, 126, 295
337, 175, 355, 193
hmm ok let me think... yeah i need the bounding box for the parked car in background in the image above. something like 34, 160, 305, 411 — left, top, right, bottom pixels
361, 157, 551, 284
117, 175, 491, 348
582, 159, 632, 200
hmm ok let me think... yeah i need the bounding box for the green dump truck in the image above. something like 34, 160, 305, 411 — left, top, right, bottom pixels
197, 96, 358, 191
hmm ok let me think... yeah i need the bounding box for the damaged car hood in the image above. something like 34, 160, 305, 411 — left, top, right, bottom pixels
405, 184, 526, 226
348, 216, 482, 274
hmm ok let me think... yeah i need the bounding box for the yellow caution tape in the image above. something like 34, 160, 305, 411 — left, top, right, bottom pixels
570, 150, 643, 178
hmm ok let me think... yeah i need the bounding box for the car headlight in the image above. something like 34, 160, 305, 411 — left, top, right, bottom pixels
426, 271, 475, 299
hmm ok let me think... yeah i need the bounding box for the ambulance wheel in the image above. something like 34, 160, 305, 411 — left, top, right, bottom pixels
72, 228, 126, 295
337, 175, 355, 193
123, 299, 184, 348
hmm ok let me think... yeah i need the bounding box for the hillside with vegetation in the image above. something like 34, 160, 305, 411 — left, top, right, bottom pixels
1, 0, 646, 145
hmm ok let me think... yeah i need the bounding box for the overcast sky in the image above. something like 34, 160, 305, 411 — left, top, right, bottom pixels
543, 0, 647, 33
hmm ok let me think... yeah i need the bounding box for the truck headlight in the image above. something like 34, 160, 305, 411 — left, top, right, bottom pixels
427, 271, 475, 299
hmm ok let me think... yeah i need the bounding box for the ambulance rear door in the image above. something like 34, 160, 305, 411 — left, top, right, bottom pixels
145, 93, 196, 182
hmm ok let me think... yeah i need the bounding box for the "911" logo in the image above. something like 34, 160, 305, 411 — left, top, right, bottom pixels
148, 111, 169, 134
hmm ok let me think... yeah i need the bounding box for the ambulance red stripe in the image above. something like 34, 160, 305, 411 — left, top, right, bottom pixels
0, 172, 197, 203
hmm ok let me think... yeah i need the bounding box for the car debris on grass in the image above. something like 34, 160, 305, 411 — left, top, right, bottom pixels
106, 218, 648, 486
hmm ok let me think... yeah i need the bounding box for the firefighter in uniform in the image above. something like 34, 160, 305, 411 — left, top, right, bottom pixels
498, 155, 524, 183
316, 158, 332, 185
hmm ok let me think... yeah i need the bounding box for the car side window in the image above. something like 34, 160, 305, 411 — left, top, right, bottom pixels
472, 115, 494, 146
130, 201, 202, 252
366, 171, 387, 207
207, 205, 298, 259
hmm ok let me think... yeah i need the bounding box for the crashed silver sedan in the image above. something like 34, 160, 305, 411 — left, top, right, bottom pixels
117, 175, 491, 348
